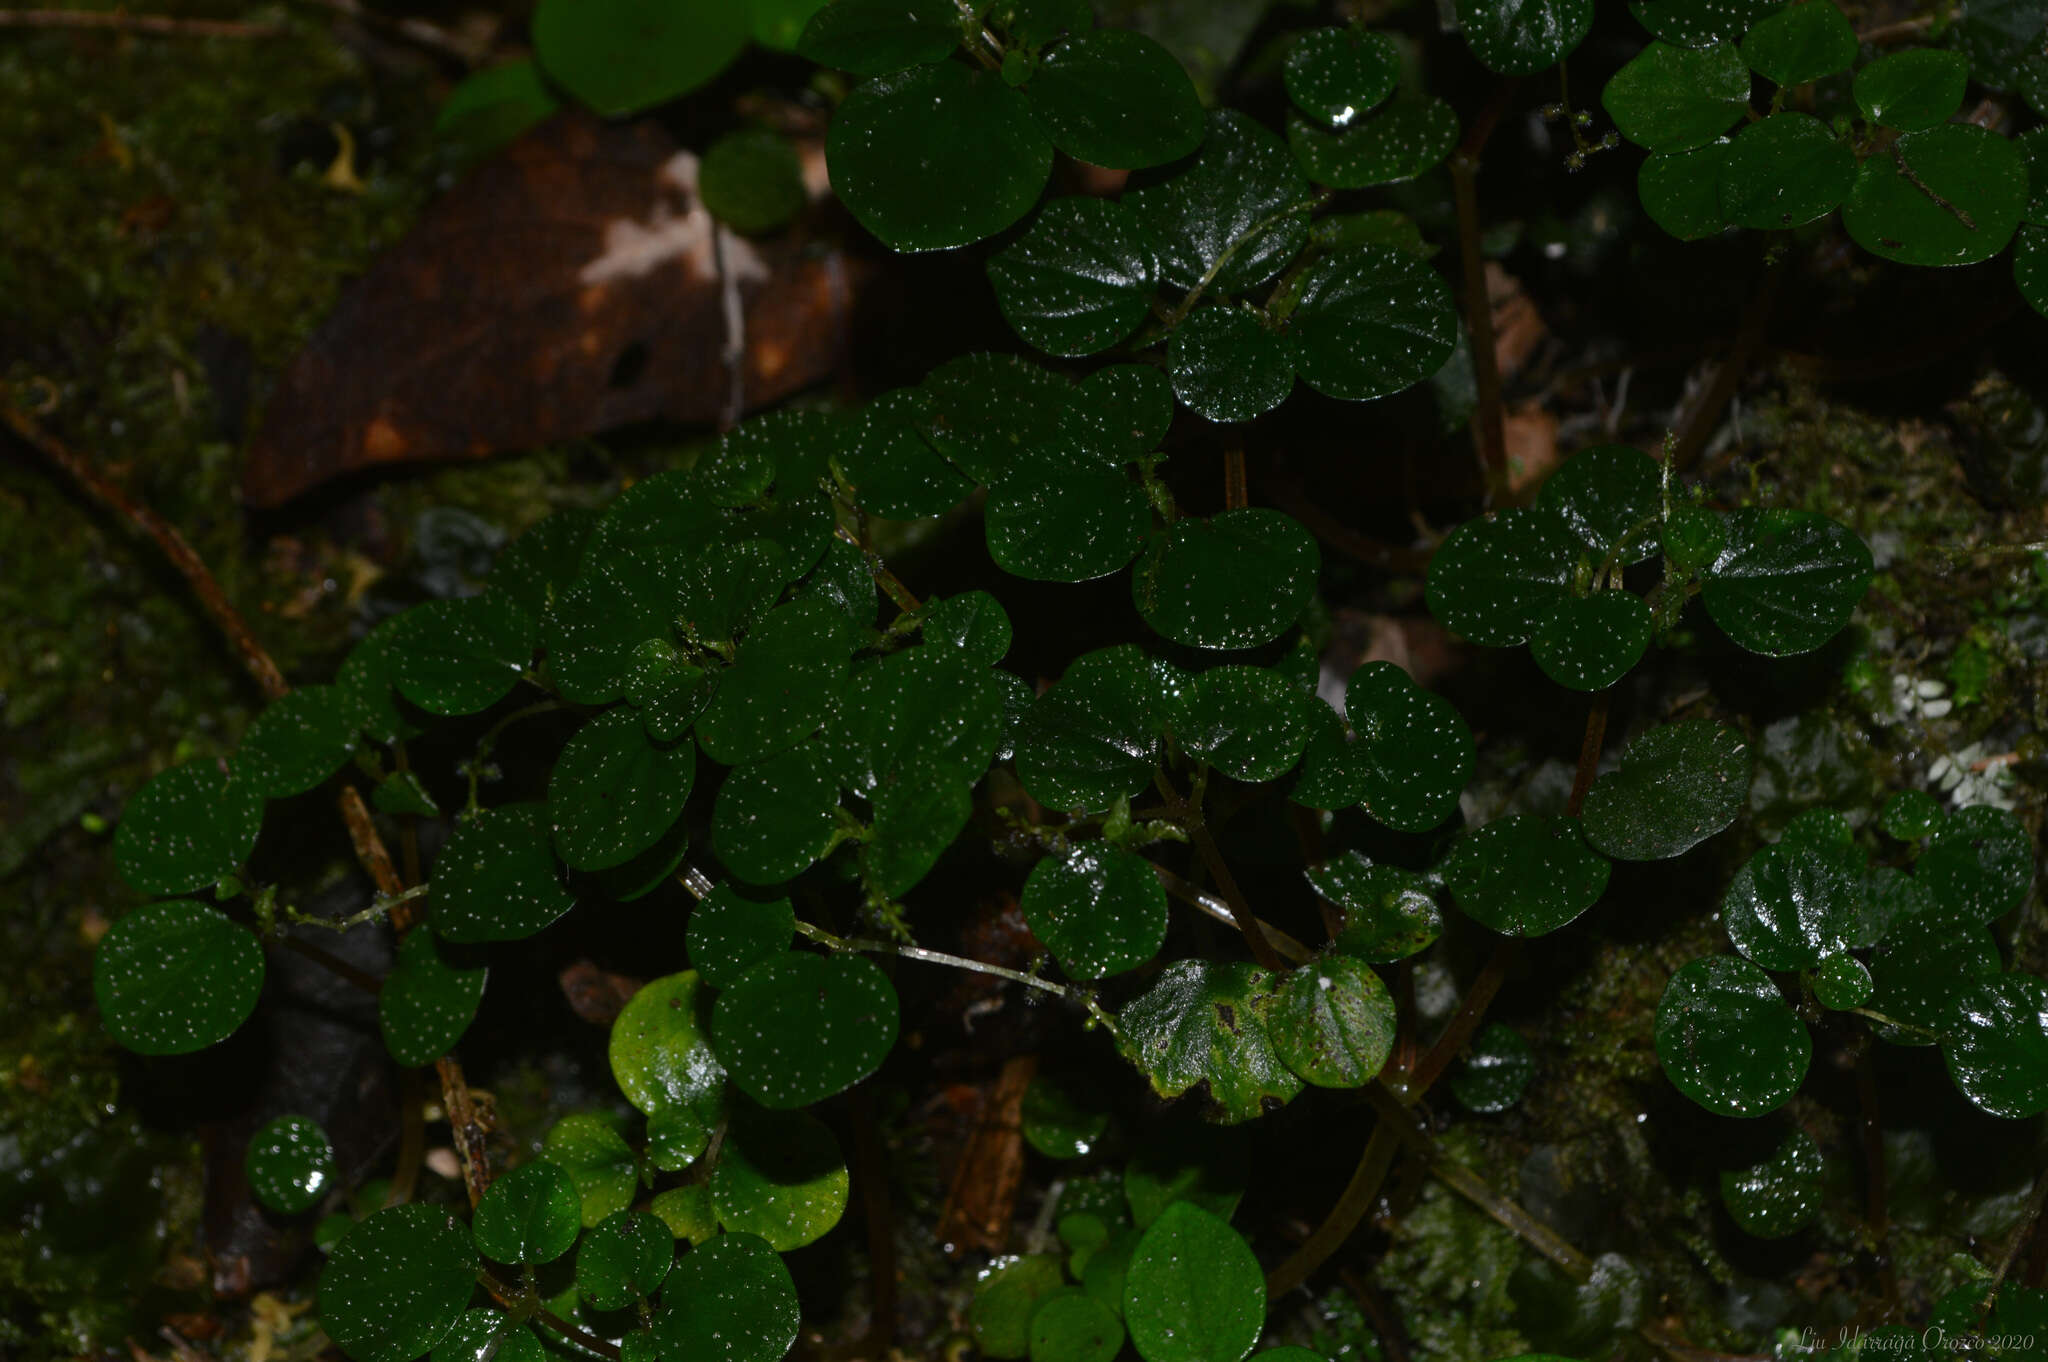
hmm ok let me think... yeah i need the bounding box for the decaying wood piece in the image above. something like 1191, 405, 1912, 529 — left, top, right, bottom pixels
936, 1052, 1038, 1257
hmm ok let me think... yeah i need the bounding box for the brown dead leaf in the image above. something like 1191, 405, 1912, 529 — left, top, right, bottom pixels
1486, 261, 1547, 378
1504, 402, 1561, 496
559, 959, 643, 1024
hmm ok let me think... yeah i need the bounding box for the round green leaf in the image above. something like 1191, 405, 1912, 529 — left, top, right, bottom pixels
94, 900, 264, 1055
1022, 842, 1170, 979
1855, 48, 1971, 131
1721, 843, 1859, 971
576, 1211, 673, 1311
1013, 645, 1166, 811
1536, 444, 1663, 562
1813, 951, 1873, 1010
384, 592, 536, 717
1028, 28, 1204, 169
1169, 305, 1295, 423
430, 802, 575, 943
435, 60, 560, 162
1655, 955, 1811, 1117
1441, 815, 1611, 937
1284, 99, 1461, 189
1739, 0, 1856, 86
1123, 1124, 1249, 1227
1283, 27, 1399, 122
1719, 1128, 1822, 1238
652, 1232, 800, 1362
1530, 591, 1655, 691
926, 591, 1014, 665
710, 1105, 849, 1250
797, 0, 958, 75
1447, 1022, 1536, 1112
1133, 508, 1319, 651
1286, 247, 1457, 402
1868, 907, 2002, 1045
543, 1113, 639, 1227
972, 1255, 1067, 1360
697, 599, 850, 765
1061, 364, 1175, 458
380, 928, 486, 1067
1580, 719, 1750, 861
711, 740, 841, 886
549, 708, 696, 871
828, 63, 1054, 252
610, 971, 727, 1120
433, 1311, 544, 1362
1021, 1076, 1111, 1159
1270, 954, 1395, 1088
246, 1115, 336, 1215
650, 1185, 719, 1245
1124, 1201, 1265, 1362
714, 952, 898, 1108
988, 0, 1091, 46
1700, 508, 1872, 655
918, 351, 1072, 484
1602, 41, 1751, 152
988, 196, 1159, 357
1944, 973, 2048, 1117
1425, 506, 1579, 647
1628, 0, 1779, 47
319, 1204, 477, 1362
837, 387, 973, 520
1124, 110, 1312, 296
238, 687, 358, 798
1640, 142, 1734, 240
1843, 124, 2029, 266
1312, 852, 1443, 962
532, 0, 745, 116
688, 884, 796, 988
1919, 804, 2033, 922
1117, 960, 1303, 1123
1170, 664, 1315, 782
114, 757, 265, 896
1718, 112, 1855, 230
700, 128, 807, 235
1881, 789, 1945, 840
1031, 1287, 1125, 1362
472, 1160, 582, 1266
1346, 660, 1473, 833
544, 546, 691, 705
988, 462, 1152, 582
1457, 0, 1593, 74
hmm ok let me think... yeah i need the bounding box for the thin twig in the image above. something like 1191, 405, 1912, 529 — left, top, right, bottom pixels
292, 0, 481, 64
1856, 1042, 1901, 1317
1223, 448, 1248, 511
1265, 1118, 1403, 1298
834, 525, 922, 614
1567, 689, 1610, 818
1153, 770, 1287, 971
793, 919, 1120, 1037
1401, 941, 1516, 1096
1150, 862, 1312, 964
1449, 80, 1521, 506
0, 8, 284, 36
278, 936, 381, 993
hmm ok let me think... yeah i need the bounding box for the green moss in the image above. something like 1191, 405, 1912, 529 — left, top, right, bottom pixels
1371, 1132, 1529, 1362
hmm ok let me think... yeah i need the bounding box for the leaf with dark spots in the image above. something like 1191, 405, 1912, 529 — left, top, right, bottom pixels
244, 111, 862, 507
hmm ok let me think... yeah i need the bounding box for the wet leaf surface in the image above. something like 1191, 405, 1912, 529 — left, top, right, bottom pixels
1843, 125, 2029, 267
94, 899, 265, 1055
1346, 661, 1474, 832
549, 707, 697, 871
575, 1210, 673, 1310
609, 971, 726, 1123
113, 757, 265, 896
651, 1231, 800, 1362
1022, 842, 1169, 979
1456, 0, 1593, 74
1738, 0, 1855, 85
1720, 1128, 1823, 1238
1169, 306, 1295, 423
1701, 508, 1872, 655
430, 802, 576, 942
471, 1160, 582, 1265
1448, 1023, 1536, 1112
1282, 27, 1399, 122
987, 196, 1160, 357
1027, 28, 1205, 170
1118, 959, 1302, 1123
1269, 954, 1395, 1088
1285, 99, 1460, 189
1441, 815, 1610, 937
1313, 852, 1444, 962
1602, 41, 1750, 152
1944, 973, 2048, 1117
1581, 719, 1750, 860
244, 1115, 335, 1216
709, 1104, 849, 1250
1124, 110, 1311, 296
1132, 508, 1319, 651
1655, 954, 1810, 1117
714, 952, 898, 1108
1124, 1201, 1265, 1362
318, 1204, 476, 1362
1286, 246, 1458, 401
378, 928, 487, 1067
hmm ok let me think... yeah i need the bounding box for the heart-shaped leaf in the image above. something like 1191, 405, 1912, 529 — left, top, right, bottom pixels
1918, 804, 2033, 922
835, 388, 974, 520
797, 0, 958, 75
1721, 841, 1860, 972
1720, 1128, 1823, 1238
1425, 506, 1580, 647
1529, 590, 1655, 691
380, 928, 486, 1067
1602, 41, 1750, 152
609, 971, 727, 1123
1700, 508, 1871, 656
697, 599, 852, 765
709, 1104, 849, 1250
1124, 110, 1312, 296
712, 739, 843, 886
987, 460, 1151, 582
94, 899, 265, 1055
1854, 49, 1970, 131
1284, 99, 1460, 189
1169, 664, 1316, 782
688, 884, 797, 988
238, 686, 359, 798
1456, 0, 1594, 74
1739, 0, 1856, 86
1943, 974, 2048, 1118
651, 1232, 801, 1362
1124, 1201, 1265, 1362
1282, 27, 1399, 122
1842, 124, 2029, 267
1268, 954, 1396, 1088
1628, 0, 1779, 47
1311, 852, 1444, 962
1169, 305, 1295, 423
384, 591, 536, 717
1448, 1022, 1536, 1112
1656, 954, 1810, 1117
1013, 645, 1166, 811
114, 757, 266, 896
471, 1160, 582, 1266
543, 1113, 639, 1227
1717, 112, 1856, 230
532, 0, 745, 115
548, 707, 696, 871
1640, 142, 1734, 240
988, 196, 1160, 357
1346, 661, 1474, 832
1285, 247, 1458, 402
1027, 28, 1205, 169
575, 1210, 673, 1311
430, 802, 575, 943
1537, 444, 1663, 563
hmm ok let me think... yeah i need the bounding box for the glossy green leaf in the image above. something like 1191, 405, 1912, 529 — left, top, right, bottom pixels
753, 0, 830, 48
543, 1112, 639, 1227
319, 1204, 476, 1362
1425, 506, 1579, 647
238, 686, 357, 798
433, 1311, 543, 1362
1124, 1201, 1265, 1362
1663, 504, 1726, 575
1813, 951, 1873, 1010
1602, 41, 1751, 152
988, 196, 1159, 357
1919, 805, 2033, 922
1286, 246, 1457, 402
430, 802, 575, 942
1014, 645, 1165, 811
1022, 842, 1170, 979
384, 592, 535, 717
610, 971, 726, 1125
697, 599, 850, 765
1021, 1076, 1111, 1159
988, 459, 1152, 582
1440, 815, 1611, 937
1313, 853, 1444, 962
1720, 1128, 1823, 1237
1880, 789, 1944, 840
798, 0, 957, 74
1739, 0, 1856, 86
577, 1211, 673, 1311
919, 351, 1072, 484
1290, 701, 1371, 810
1700, 508, 1872, 655
714, 952, 898, 1108
1537, 444, 1663, 562
651, 1232, 801, 1362
1283, 27, 1399, 122
1944, 974, 2048, 1117
435, 60, 560, 162
548, 707, 696, 871
710, 1104, 849, 1250
795, 533, 880, 638
488, 507, 598, 623
246, 1114, 335, 1215
972, 1255, 1068, 1360
1717, 112, 1855, 229
1457, 0, 1593, 74
1855, 49, 1970, 131
712, 739, 842, 886
1170, 665, 1315, 782
700, 128, 807, 235
1270, 954, 1395, 1088
1448, 1022, 1536, 1112
1656, 954, 1810, 1117
1133, 508, 1319, 651
545, 548, 688, 705
1169, 306, 1295, 423
1843, 124, 2029, 266
1062, 365, 1175, 458
471, 1160, 582, 1266
1868, 906, 2002, 1045
1581, 720, 1750, 860
650, 1184, 719, 1245
1345, 661, 1474, 832
837, 387, 973, 520
1027, 28, 1204, 169
1117, 959, 1303, 1122
532, 0, 744, 114
828, 63, 1053, 252
1640, 142, 1734, 240
94, 900, 264, 1055
926, 591, 1014, 665
337, 622, 428, 746
1628, 0, 1779, 46
1124, 110, 1312, 296
688, 884, 796, 988
1530, 591, 1655, 691
380, 928, 486, 1067
1031, 1287, 1125, 1362
1721, 842, 1859, 971
114, 757, 265, 896
1285, 99, 1461, 189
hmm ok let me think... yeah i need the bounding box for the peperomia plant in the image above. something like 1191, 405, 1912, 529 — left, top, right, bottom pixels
47, 0, 2048, 1359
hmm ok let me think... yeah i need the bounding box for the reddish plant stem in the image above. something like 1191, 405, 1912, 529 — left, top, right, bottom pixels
1266, 1119, 1402, 1298
1224, 447, 1248, 510
1404, 941, 1516, 1096
1856, 1042, 1900, 1317
1450, 79, 1521, 506
1261, 477, 1433, 572
1154, 771, 1287, 972
1567, 689, 1611, 818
